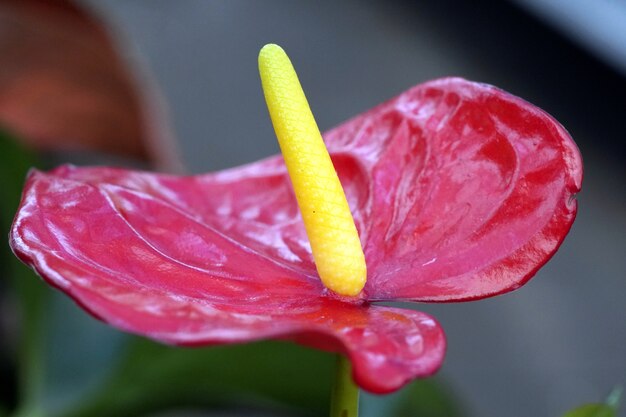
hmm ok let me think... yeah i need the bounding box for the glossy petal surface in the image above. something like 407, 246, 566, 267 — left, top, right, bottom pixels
10, 166, 445, 393
327, 78, 583, 301
10, 78, 581, 392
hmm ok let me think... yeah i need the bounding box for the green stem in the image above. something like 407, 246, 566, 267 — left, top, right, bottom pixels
329, 355, 359, 417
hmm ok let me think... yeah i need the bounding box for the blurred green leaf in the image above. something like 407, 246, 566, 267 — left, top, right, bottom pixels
59, 337, 465, 417
61, 339, 335, 417
0, 129, 38, 204
0, 128, 46, 417
562, 387, 622, 417
43, 294, 129, 414
562, 404, 615, 417
361, 378, 462, 417
389, 379, 463, 417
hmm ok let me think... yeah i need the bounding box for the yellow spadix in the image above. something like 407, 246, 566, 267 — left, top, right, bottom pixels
258, 44, 366, 297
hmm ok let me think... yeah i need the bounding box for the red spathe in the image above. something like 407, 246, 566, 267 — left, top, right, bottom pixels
10, 78, 582, 393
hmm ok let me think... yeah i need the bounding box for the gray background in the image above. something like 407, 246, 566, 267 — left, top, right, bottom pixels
80, 1, 625, 416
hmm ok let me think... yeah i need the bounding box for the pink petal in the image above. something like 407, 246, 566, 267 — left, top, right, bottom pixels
10, 77, 580, 391
48, 78, 582, 302
10, 168, 445, 393
55, 78, 580, 302
324, 78, 583, 301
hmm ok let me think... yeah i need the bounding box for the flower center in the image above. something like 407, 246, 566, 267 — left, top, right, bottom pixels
258, 44, 366, 297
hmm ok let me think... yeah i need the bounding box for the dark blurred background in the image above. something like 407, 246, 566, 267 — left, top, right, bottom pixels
11, 0, 626, 416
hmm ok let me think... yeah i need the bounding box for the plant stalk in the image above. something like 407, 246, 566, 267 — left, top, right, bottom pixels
329, 354, 359, 417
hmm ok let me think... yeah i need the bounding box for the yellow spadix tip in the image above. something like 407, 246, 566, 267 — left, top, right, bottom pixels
258, 44, 366, 297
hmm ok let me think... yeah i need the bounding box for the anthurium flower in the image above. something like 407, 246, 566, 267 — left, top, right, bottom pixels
10, 77, 582, 393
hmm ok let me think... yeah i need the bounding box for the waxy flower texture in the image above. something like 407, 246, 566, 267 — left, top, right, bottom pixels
10, 78, 582, 393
